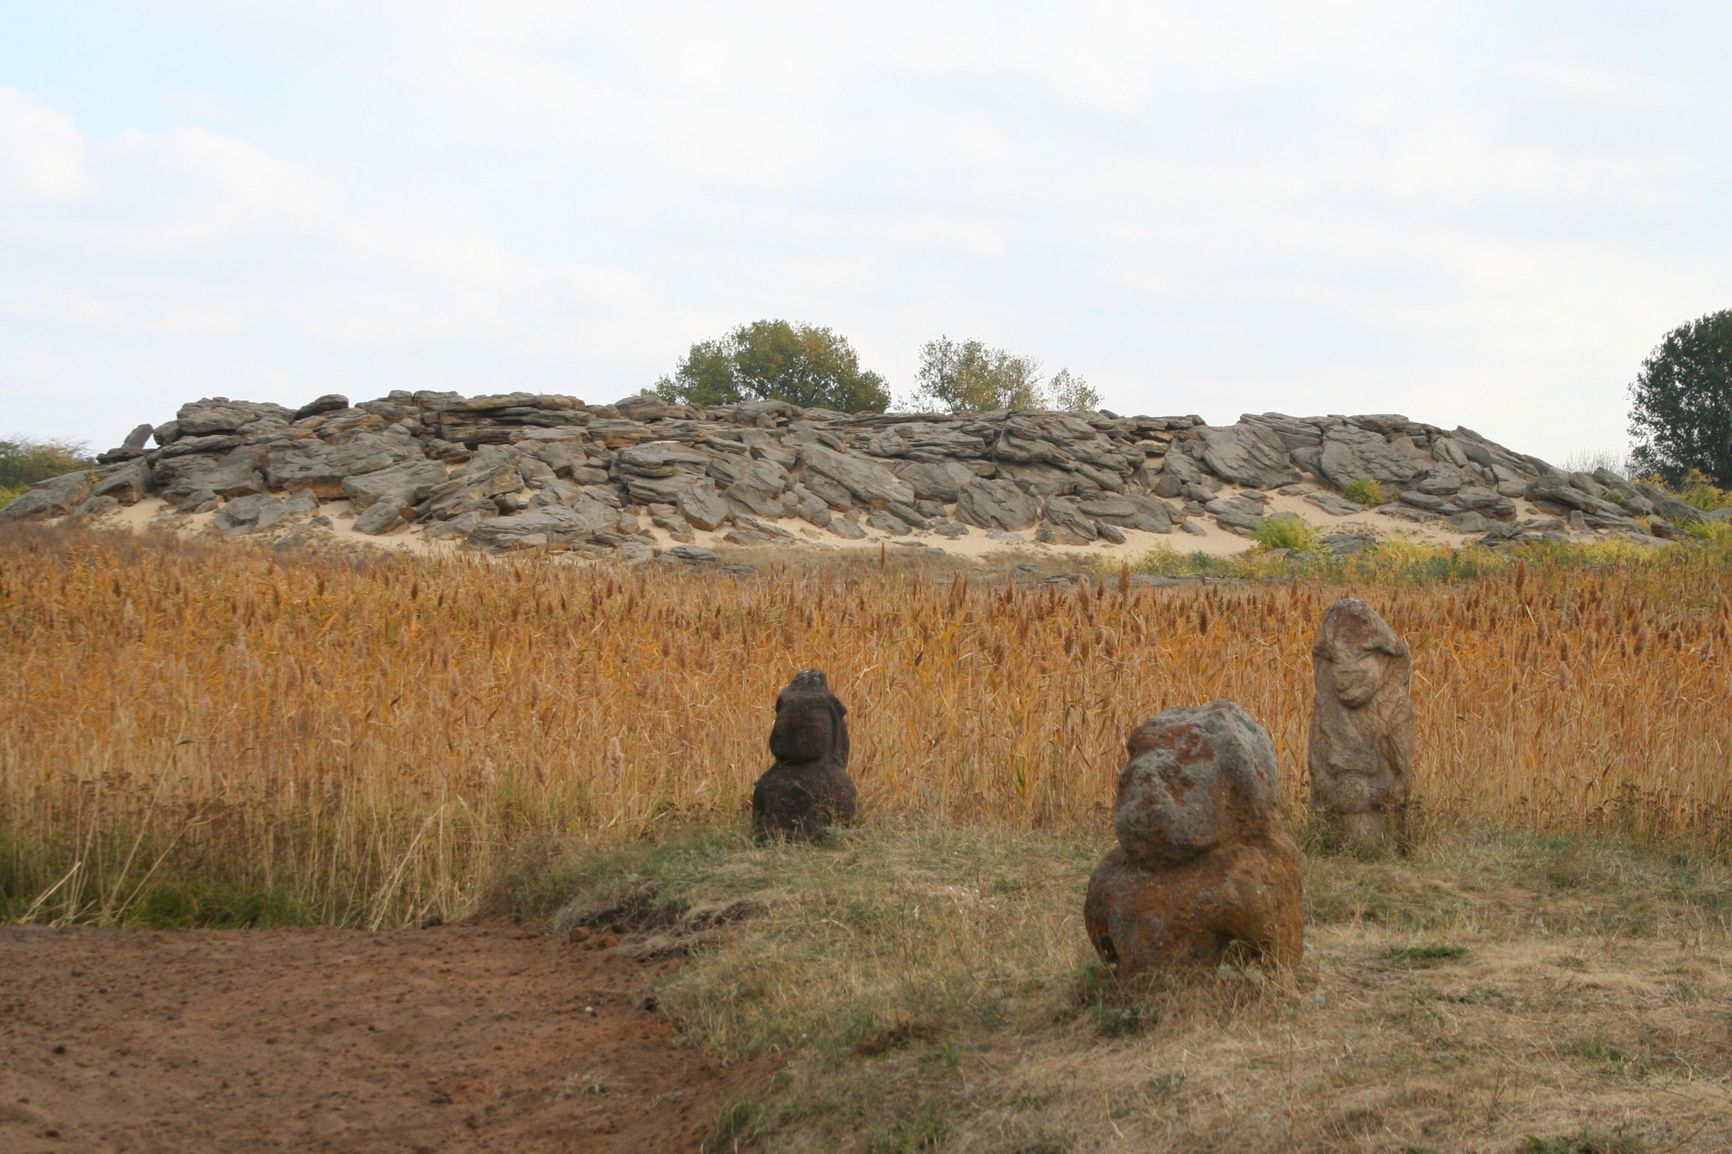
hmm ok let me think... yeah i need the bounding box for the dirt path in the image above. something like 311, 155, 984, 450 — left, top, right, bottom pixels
0, 920, 763, 1153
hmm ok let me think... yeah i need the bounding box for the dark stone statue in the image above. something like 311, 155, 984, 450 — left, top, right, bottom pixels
751, 669, 857, 841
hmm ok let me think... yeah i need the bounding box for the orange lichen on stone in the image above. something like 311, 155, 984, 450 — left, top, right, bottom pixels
1085, 700, 1303, 976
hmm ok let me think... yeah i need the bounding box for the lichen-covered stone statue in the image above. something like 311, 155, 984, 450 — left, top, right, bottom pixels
750, 669, 857, 841
1084, 701, 1303, 976
1308, 598, 1414, 852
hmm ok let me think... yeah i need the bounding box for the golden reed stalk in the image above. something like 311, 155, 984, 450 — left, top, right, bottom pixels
1, 527, 1727, 923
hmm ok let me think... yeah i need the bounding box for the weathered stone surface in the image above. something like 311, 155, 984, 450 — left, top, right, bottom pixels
0, 472, 95, 521
613, 394, 687, 421
860, 421, 990, 462
720, 458, 793, 518
97, 423, 158, 463
615, 442, 711, 477
1525, 482, 1623, 518
86, 459, 150, 505
799, 444, 914, 509
418, 447, 524, 520
864, 509, 910, 536
1077, 492, 1175, 533
150, 445, 266, 501
11, 389, 1609, 555
466, 500, 619, 550
1447, 511, 1490, 533
659, 544, 722, 565
1450, 487, 1516, 519
340, 460, 449, 511
518, 436, 590, 478
751, 669, 857, 841
1200, 426, 1302, 489
1317, 426, 1429, 490
678, 483, 732, 531
352, 500, 406, 535
1416, 464, 1467, 495
1308, 599, 1414, 853
175, 398, 295, 438
894, 460, 979, 503
294, 394, 350, 419
1084, 701, 1303, 976
72, 494, 120, 520
265, 434, 421, 498
618, 473, 694, 505
1304, 491, 1365, 517
826, 516, 867, 540
1204, 492, 1268, 534
1241, 412, 1324, 450
789, 485, 831, 527
1397, 490, 1449, 513
799, 469, 854, 511
215, 492, 317, 536
1038, 496, 1097, 544
955, 478, 1038, 531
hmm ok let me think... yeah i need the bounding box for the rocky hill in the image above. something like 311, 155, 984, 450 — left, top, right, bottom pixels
1, 391, 1707, 560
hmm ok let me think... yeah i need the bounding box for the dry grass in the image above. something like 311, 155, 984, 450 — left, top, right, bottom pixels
1, 522, 1729, 926
544, 822, 1732, 1154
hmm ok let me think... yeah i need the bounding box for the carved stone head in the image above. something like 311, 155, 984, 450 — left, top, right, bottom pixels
1113, 700, 1280, 868
1313, 598, 1409, 710
768, 669, 849, 765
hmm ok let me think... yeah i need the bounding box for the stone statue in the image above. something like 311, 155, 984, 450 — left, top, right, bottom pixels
1308, 598, 1414, 852
1084, 701, 1303, 976
750, 669, 857, 841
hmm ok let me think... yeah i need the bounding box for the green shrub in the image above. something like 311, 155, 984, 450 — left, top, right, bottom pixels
1671, 469, 1732, 511
1253, 514, 1324, 553
1343, 477, 1384, 506
0, 435, 90, 491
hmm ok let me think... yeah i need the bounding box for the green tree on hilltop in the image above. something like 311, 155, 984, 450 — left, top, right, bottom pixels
1046, 367, 1103, 412
654, 319, 890, 412
910, 336, 1101, 413
1628, 309, 1732, 487
0, 435, 91, 509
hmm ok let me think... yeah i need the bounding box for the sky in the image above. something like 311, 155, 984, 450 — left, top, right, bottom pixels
2, 2, 1729, 466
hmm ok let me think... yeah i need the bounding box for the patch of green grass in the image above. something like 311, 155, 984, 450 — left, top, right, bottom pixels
1, 826, 319, 928
1343, 477, 1385, 506
1144, 1072, 1185, 1100
866, 1104, 949, 1152
1005, 1138, 1074, 1154
1252, 513, 1325, 553
124, 874, 313, 928
1095, 1004, 1146, 1038
704, 1095, 767, 1154
482, 822, 1732, 1153
1384, 943, 1469, 966
1125, 536, 1696, 586
1521, 1128, 1644, 1154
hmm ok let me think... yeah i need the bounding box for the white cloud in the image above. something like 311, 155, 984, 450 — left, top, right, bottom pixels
0, 88, 95, 201
5, 3, 1732, 465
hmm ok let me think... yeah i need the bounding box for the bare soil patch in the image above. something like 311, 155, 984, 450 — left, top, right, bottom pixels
0, 919, 764, 1153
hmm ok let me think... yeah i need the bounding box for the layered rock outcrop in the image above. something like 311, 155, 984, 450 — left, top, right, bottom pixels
0, 391, 1687, 555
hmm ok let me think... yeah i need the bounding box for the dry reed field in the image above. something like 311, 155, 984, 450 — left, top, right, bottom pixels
0, 523, 1727, 928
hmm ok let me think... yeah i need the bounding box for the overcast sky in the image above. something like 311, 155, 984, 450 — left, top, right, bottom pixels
3, 2, 1729, 464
